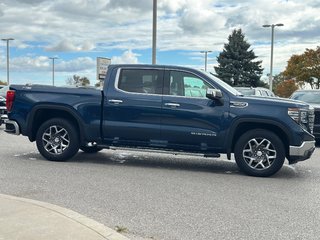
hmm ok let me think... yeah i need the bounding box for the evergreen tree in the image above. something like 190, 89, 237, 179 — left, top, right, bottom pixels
214, 29, 264, 87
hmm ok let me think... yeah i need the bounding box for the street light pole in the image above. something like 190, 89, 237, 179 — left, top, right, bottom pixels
263, 23, 284, 91
152, 0, 157, 64
1, 38, 14, 85
200, 51, 212, 71
49, 57, 58, 86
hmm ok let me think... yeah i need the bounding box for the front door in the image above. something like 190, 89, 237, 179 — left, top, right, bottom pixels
161, 70, 226, 151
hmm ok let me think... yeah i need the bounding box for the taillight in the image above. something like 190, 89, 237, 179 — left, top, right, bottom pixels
6, 90, 15, 112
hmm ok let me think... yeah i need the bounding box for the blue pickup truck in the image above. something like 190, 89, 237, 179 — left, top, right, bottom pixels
4, 64, 316, 177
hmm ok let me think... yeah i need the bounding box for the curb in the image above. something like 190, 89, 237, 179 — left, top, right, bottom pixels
0, 194, 130, 240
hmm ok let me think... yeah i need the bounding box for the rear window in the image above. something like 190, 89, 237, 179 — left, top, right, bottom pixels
118, 69, 163, 94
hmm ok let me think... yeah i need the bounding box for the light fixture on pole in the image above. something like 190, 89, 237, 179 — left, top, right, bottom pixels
200, 50, 212, 71
1, 38, 14, 85
262, 23, 284, 91
49, 57, 58, 86
152, 0, 157, 64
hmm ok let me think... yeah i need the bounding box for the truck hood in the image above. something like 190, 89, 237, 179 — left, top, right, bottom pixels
237, 95, 311, 108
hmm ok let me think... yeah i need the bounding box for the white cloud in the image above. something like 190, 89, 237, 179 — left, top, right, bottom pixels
179, 7, 226, 34
10, 56, 50, 72
159, 0, 187, 13
0, 0, 319, 78
111, 50, 140, 64
57, 57, 96, 72
106, 0, 152, 12
45, 40, 95, 52
7, 56, 95, 73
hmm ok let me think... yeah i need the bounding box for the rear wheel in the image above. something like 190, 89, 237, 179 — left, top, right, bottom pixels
36, 118, 79, 161
234, 129, 285, 177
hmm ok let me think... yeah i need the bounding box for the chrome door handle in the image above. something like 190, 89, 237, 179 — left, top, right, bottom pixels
108, 99, 123, 104
164, 103, 180, 108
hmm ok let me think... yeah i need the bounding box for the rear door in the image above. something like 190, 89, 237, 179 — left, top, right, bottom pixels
102, 67, 164, 146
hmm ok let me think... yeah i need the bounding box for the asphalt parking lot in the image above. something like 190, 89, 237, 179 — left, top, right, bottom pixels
1, 126, 320, 240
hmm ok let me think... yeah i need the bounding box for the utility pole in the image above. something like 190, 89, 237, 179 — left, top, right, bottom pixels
263, 23, 284, 91
1, 38, 14, 85
152, 0, 157, 64
200, 51, 212, 71
49, 57, 58, 86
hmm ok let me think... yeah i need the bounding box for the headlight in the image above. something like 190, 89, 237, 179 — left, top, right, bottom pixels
288, 107, 314, 133
288, 108, 300, 122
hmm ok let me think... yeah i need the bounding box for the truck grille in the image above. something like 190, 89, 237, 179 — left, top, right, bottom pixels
308, 108, 315, 134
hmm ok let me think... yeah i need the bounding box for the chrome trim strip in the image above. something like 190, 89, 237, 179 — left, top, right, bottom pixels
230, 101, 248, 108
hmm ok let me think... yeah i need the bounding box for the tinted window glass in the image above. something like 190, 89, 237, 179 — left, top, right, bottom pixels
169, 71, 210, 98
118, 69, 163, 94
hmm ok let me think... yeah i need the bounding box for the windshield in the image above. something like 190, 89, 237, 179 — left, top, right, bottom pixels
202, 71, 242, 96
291, 91, 320, 104
235, 88, 255, 96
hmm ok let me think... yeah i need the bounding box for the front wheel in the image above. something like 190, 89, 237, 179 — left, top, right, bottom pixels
234, 129, 285, 177
36, 118, 80, 161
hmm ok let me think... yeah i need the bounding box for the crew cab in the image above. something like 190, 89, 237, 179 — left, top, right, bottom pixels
4, 64, 316, 177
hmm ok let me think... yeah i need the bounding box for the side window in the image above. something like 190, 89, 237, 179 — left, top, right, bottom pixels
169, 71, 210, 98
118, 69, 163, 94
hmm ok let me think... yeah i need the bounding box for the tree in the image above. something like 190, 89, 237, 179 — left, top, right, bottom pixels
215, 29, 264, 87
283, 46, 320, 89
273, 72, 285, 88
66, 75, 90, 86
275, 79, 298, 98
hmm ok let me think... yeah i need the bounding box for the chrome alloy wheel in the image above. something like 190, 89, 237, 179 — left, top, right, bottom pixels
42, 125, 70, 155
242, 138, 277, 170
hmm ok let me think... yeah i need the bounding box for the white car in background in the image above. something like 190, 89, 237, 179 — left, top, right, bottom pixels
235, 87, 276, 97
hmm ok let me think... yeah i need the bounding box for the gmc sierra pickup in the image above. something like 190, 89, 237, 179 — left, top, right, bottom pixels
4, 64, 316, 177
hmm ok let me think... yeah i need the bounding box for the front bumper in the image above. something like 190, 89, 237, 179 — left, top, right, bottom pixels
289, 140, 316, 164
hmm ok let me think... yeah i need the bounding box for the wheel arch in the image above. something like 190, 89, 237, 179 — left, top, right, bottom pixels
27, 105, 84, 144
227, 119, 290, 158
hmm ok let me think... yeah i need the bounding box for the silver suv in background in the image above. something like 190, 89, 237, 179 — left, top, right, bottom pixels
290, 89, 320, 141
235, 87, 276, 97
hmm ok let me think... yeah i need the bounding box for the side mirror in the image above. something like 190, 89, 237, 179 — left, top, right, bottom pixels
206, 88, 222, 99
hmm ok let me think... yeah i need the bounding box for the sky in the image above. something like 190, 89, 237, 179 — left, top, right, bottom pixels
0, 0, 319, 86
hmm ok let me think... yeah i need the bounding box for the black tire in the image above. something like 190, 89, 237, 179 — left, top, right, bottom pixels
36, 118, 80, 161
234, 129, 285, 177
80, 146, 103, 153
